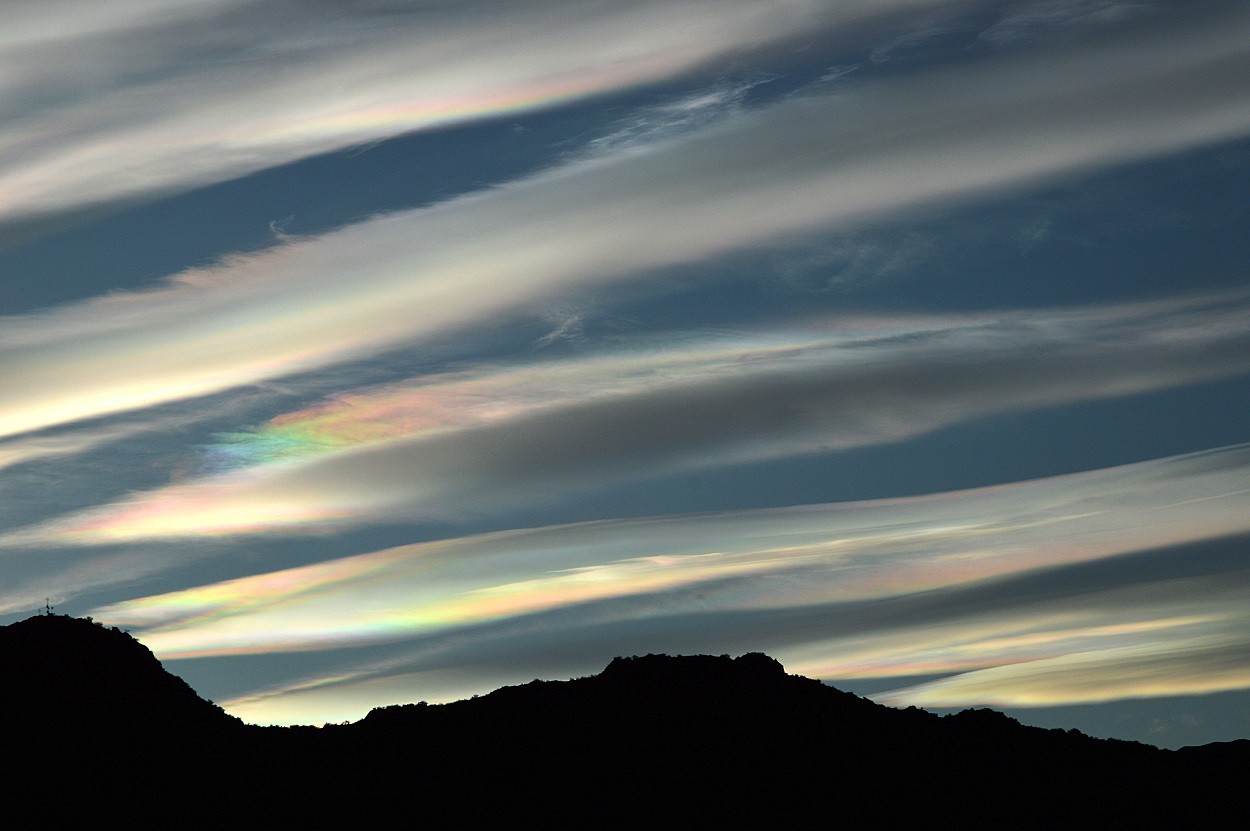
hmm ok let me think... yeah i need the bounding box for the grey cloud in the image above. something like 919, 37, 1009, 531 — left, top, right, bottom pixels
84, 444, 1250, 723
979, 0, 1160, 46
210, 532, 1250, 722
10, 293, 1248, 545
0, 0, 899, 227
268, 295, 1250, 522
2, 5, 1249, 441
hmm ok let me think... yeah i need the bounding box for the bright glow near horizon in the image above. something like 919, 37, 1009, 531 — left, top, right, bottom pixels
89, 445, 1250, 724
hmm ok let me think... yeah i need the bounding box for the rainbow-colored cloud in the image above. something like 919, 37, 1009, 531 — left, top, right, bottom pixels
88, 444, 1250, 724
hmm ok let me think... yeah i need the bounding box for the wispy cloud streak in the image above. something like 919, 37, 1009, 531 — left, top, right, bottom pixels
9, 292, 1249, 545
879, 633, 1250, 707
2, 4, 1249, 442
0, 0, 874, 226
87, 444, 1250, 723
0, 424, 153, 473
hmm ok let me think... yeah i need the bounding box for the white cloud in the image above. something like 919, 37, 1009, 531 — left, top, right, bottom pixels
2, 3, 1248, 444
0, 0, 900, 226
9, 292, 1248, 545
878, 632, 1250, 707
83, 443, 1250, 723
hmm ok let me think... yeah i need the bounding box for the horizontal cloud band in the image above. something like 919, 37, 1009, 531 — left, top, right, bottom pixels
0, 0, 850, 224
10, 291, 1249, 545
4, 3, 1250, 441
88, 443, 1250, 723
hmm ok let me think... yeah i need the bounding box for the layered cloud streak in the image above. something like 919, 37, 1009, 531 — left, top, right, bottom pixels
9, 291, 1249, 545
6, 0, 1250, 735
89, 444, 1250, 723
4, 3, 1250, 441
1, 0, 856, 225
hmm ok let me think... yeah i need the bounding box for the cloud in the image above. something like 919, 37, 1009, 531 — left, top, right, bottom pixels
2, 3, 1249, 446
533, 308, 587, 349
979, 0, 1160, 47
584, 76, 774, 154
0, 424, 154, 474
0, 547, 202, 617
0, 383, 287, 475
879, 634, 1250, 708
0, 0, 890, 227
219, 566, 1250, 724
9, 291, 1249, 545
83, 444, 1250, 723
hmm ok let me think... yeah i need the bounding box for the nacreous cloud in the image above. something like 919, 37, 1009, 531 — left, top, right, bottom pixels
0, 0, 857, 225
9, 292, 1249, 545
4, 3, 1250, 440
89, 444, 1250, 724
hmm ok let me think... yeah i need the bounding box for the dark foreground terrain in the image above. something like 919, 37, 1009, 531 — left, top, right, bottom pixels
2, 614, 1247, 825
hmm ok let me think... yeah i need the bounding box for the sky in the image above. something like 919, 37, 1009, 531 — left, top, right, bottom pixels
2, 0, 1249, 748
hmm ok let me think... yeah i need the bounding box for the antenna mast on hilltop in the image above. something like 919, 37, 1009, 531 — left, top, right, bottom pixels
44, 597, 53, 616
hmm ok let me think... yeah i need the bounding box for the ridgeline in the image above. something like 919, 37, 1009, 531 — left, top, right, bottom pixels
3, 614, 1246, 825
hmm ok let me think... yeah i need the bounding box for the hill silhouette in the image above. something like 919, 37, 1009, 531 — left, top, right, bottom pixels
3, 614, 1248, 825
0, 614, 235, 735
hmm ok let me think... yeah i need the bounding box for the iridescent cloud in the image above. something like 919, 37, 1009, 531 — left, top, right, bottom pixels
0, 425, 150, 474
11, 292, 1249, 546
1, 0, 850, 225
202, 322, 949, 470
878, 633, 1250, 708
87, 443, 1250, 723
3, 4, 1249, 443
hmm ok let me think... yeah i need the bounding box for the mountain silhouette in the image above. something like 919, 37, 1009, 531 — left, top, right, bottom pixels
0, 614, 235, 735
3, 615, 1247, 825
